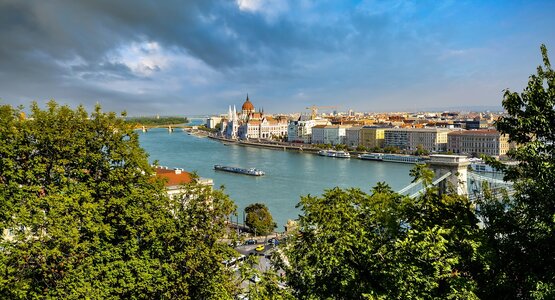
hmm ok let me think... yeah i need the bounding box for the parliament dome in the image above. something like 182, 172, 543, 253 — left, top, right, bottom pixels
242, 95, 255, 112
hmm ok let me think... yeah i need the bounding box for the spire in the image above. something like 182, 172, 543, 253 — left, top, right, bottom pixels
247, 93, 249, 101
232, 105, 238, 122
228, 105, 232, 120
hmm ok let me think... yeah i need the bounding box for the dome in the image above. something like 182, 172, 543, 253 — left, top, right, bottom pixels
242, 95, 255, 111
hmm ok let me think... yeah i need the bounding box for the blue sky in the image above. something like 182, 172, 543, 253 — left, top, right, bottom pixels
0, 0, 554, 115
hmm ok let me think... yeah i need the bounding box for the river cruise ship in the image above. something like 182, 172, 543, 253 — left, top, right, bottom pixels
214, 165, 265, 176
381, 154, 427, 164
358, 153, 384, 161
318, 150, 351, 158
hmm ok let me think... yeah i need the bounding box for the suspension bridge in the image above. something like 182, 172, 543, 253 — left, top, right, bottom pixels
397, 155, 515, 200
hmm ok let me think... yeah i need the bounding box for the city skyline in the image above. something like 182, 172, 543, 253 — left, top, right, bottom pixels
1, 0, 554, 115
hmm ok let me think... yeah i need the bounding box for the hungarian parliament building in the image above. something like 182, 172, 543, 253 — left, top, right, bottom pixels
220, 95, 288, 140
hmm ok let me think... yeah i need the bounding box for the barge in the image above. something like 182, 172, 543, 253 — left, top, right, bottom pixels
214, 165, 265, 176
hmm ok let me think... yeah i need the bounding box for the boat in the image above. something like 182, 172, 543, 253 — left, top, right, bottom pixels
381, 154, 427, 164
318, 150, 350, 158
318, 150, 335, 157
334, 151, 351, 158
358, 153, 384, 161
214, 165, 265, 176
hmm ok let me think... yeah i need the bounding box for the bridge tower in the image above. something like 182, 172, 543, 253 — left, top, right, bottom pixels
426, 155, 470, 196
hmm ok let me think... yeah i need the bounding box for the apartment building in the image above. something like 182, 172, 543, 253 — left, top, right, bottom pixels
384, 128, 452, 152
359, 126, 385, 149
311, 125, 349, 145
345, 127, 362, 147
447, 130, 510, 157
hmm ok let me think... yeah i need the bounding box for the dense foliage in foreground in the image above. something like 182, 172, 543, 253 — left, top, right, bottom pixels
0, 102, 235, 299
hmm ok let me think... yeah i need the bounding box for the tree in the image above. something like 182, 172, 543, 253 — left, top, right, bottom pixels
356, 145, 368, 152
478, 44, 555, 299
280, 167, 482, 299
0, 101, 237, 299
413, 144, 430, 156
245, 203, 276, 236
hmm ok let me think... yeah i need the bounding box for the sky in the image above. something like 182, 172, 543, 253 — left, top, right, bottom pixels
0, 0, 554, 115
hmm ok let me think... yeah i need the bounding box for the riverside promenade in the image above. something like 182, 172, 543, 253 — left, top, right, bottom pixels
208, 135, 321, 153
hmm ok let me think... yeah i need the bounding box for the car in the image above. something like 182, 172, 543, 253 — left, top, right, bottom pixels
228, 240, 240, 247
267, 238, 279, 246
255, 245, 265, 252
244, 239, 257, 245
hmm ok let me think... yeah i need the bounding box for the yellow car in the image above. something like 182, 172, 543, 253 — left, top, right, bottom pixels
255, 245, 265, 252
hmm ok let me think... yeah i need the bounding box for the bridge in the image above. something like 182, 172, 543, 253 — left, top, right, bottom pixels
397, 155, 514, 201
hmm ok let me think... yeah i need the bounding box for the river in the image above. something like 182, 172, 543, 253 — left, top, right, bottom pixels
138, 128, 413, 229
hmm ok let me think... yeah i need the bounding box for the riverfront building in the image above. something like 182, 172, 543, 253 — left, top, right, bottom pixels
311, 125, 350, 145
359, 127, 385, 149
447, 130, 510, 157
287, 118, 330, 143
384, 128, 452, 152
384, 128, 410, 149
345, 127, 362, 147
221, 95, 288, 140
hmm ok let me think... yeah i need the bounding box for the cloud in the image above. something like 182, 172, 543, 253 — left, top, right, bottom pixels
0, 0, 554, 114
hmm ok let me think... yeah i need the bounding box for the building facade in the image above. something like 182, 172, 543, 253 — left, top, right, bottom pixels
384, 128, 410, 149
408, 128, 452, 152
359, 127, 385, 149
384, 128, 452, 152
287, 118, 330, 143
221, 95, 288, 140
345, 127, 361, 147
447, 130, 510, 157
311, 125, 349, 145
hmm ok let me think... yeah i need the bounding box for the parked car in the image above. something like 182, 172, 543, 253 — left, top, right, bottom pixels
244, 239, 257, 245
255, 245, 265, 252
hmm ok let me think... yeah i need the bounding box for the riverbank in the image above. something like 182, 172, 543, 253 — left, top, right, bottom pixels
209, 135, 323, 153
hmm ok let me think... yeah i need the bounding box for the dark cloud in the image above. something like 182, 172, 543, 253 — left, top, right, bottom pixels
0, 0, 554, 114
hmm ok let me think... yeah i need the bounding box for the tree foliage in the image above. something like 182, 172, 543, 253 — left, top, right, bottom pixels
478, 44, 555, 299
280, 177, 481, 299
0, 101, 236, 299
245, 203, 276, 236
125, 116, 189, 126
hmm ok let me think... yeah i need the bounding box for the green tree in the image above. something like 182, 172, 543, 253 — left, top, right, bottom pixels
413, 144, 430, 156
280, 167, 481, 299
0, 101, 237, 299
125, 116, 189, 126
245, 203, 276, 236
478, 44, 555, 299
356, 144, 368, 152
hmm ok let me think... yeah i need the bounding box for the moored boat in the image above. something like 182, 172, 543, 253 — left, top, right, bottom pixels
318, 150, 350, 158
358, 153, 384, 161
214, 165, 265, 176
334, 151, 351, 158
381, 154, 427, 164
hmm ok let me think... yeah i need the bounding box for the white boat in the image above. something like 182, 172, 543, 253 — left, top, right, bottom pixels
358, 153, 383, 161
334, 151, 351, 158
318, 150, 350, 158
318, 150, 336, 157
214, 165, 265, 176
